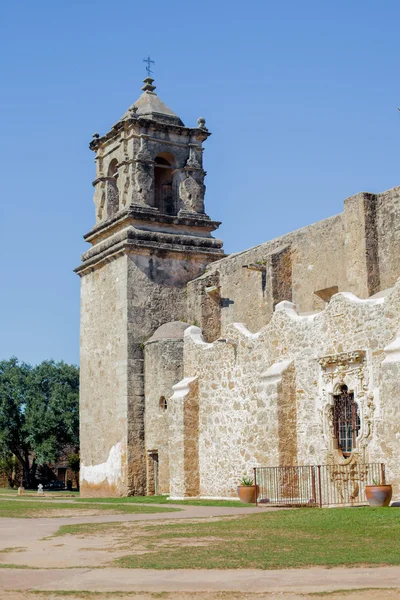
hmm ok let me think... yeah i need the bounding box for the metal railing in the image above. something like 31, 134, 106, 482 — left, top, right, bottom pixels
254, 463, 385, 507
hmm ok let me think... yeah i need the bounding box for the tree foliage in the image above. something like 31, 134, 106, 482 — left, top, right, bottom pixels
0, 358, 79, 487
0, 454, 21, 488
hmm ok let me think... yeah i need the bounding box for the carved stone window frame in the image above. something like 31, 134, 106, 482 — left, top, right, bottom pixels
318, 351, 374, 465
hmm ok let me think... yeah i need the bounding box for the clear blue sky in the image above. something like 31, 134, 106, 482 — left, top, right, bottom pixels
1, 1, 399, 366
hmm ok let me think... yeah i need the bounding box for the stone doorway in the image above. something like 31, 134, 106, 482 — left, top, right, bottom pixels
147, 451, 159, 496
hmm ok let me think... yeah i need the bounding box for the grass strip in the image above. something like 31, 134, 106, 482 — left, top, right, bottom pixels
102, 507, 400, 569
0, 499, 179, 518
74, 495, 254, 508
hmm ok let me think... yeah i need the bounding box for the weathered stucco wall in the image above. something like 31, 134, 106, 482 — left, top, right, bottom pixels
144, 331, 188, 495
169, 376, 200, 499
79, 258, 129, 497
187, 187, 400, 336
180, 276, 400, 499
126, 253, 204, 495
79, 248, 215, 497
376, 187, 400, 290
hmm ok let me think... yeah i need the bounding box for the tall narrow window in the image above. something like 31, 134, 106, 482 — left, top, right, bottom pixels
333, 385, 360, 456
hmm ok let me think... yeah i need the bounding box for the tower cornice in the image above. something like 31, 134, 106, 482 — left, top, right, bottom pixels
90, 118, 211, 152
83, 205, 221, 244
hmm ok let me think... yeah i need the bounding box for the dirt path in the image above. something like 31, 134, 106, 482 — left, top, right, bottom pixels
1, 566, 400, 596
0, 504, 270, 568
2, 592, 400, 600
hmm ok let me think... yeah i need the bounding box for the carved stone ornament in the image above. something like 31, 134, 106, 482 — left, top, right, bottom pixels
179, 174, 205, 213
133, 162, 154, 205
317, 350, 374, 465
136, 135, 152, 162
197, 117, 208, 130
186, 145, 202, 169
129, 105, 138, 118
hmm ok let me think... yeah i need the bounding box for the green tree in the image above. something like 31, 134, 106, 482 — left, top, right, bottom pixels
67, 452, 80, 488
0, 358, 79, 487
0, 454, 21, 488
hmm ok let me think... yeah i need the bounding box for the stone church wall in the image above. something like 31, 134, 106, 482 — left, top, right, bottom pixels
179, 277, 400, 499
79, 257, 129, 497
79, 249, 212, 497
186, 186, 400, 336
144, 336, 186, 495
376, 186, 400, 290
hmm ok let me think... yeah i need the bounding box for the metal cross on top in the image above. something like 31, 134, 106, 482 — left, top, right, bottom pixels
143, 56, 155, 77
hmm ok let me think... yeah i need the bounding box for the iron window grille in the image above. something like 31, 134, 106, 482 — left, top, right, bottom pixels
333, 384, 360, 455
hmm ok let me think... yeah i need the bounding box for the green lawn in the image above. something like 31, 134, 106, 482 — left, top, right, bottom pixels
74, 495, 254, 508
0, 489, 253, 507
95, 507, 400, 569
0, 499, 179, 518
0, 487, 79, 499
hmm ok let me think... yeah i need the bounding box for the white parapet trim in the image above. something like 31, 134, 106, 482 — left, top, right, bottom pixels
275, 301, 298, 313
171, 376, 199, 399
259, 359, 293, 387
231, 322, 261, 340
383, 333, 400, 364
184, 326, 213, 348
334, 291, 386, 305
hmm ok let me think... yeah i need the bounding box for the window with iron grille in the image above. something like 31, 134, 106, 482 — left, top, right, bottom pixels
333, 385, 360, 455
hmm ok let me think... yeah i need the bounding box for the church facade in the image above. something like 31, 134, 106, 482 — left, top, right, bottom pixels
76, 78, 400, 500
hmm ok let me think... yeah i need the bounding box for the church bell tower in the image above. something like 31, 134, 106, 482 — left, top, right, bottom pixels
76, 77, 223, 497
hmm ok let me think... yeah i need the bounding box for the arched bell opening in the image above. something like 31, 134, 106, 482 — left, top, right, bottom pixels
154, 153, 177, 216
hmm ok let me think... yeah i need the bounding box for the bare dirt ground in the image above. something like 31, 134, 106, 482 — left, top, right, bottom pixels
2, 590, 400, 600
1, 504, 400, 598
0, 517, 235, 568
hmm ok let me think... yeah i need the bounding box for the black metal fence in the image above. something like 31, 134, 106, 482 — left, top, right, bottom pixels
254, 463, 385, 507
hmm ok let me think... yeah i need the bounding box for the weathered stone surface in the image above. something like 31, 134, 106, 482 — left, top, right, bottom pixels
144, 322, 190, 494
187, 187, 400, 335
168, 376, 200, 499
177, 281, 400, 499
77, 79, 223, 497
78, 77, 400, 502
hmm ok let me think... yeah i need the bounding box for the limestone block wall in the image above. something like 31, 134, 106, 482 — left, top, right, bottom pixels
79, 257, 129, 497
378, 334, 400, 486
79, 246, 213, 497
125, 252, 205, 495
180, 277, 400, 499
168, 377, 200, 499
144, 337, 186, 495
376, 186, 400, 290
186, 186, 400, 336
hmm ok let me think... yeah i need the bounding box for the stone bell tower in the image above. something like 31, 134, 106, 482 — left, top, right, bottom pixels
76, 77, 223, 497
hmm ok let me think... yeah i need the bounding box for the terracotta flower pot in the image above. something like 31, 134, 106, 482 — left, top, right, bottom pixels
237, 485, 258, 504
365, 484, 392, 507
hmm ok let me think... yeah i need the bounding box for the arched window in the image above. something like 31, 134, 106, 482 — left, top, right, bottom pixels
159, 396, 167, 411
333, 385, 360, 456
154, 154, 176, 215
106, 159, 119, 218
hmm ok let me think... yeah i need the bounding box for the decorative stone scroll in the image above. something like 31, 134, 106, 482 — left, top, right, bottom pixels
317, 350, 374, 464
179, 173, 205, 213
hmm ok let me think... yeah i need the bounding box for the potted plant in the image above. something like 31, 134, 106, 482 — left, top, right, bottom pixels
237, 476, 258, 504
365, 479, 392, 507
